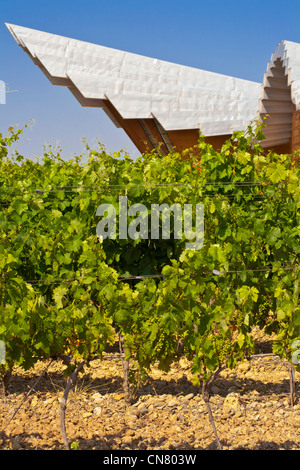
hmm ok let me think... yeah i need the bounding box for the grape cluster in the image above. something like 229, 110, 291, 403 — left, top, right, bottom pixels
217, 337, 232, 362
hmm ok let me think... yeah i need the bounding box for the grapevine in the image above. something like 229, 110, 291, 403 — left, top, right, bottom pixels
0, 121, 299, 449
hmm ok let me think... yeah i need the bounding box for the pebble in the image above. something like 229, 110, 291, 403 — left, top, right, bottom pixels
93, 407, 102, 416
223, 393, 241, 411
9, 436, 22, 450
113, 393, 125, 401
92, 392, 104, 402
237, 361, 251, 372
154, 401, 166, 409
183, 393, 194, 401
137, 403, 148, 415
167, 399, 178, 408
30, 396, 39, 407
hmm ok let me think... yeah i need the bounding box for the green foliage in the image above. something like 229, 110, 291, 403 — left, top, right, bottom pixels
0, 121, 299, 387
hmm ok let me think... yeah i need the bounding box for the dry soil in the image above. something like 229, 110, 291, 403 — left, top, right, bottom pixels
0, 327, 299, 451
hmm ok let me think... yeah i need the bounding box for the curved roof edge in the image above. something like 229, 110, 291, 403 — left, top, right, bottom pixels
5, 23, 261, 138
7, 23, 300, 153
262, 40, 300, 109
259, 40, 300, 148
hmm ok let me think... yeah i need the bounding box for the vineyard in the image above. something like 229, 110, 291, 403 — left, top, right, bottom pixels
0, 122, 299, 451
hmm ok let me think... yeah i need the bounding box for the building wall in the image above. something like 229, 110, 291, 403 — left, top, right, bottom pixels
167, 129, 232, 153
105, 95, 300, 162
291, 108, 300, 155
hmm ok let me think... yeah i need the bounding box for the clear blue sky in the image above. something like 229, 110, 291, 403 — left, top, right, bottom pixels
1, 0, 300, 160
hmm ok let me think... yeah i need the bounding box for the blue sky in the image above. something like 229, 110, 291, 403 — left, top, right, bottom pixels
1, 0, 300, 160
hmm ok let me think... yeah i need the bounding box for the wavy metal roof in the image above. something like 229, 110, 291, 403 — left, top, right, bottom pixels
259, 40, 300, 148
5, 23, 261, 137
6, 23, 300, 152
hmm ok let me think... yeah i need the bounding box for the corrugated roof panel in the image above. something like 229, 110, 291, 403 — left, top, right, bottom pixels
5, 23, 261, 137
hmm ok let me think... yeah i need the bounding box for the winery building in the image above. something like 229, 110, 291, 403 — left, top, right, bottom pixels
5, 23, 300, 155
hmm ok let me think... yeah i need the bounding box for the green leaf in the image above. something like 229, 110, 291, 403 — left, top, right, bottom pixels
237, 333, 245, 348
53, 286, 68, 309
276, 309, 286, 321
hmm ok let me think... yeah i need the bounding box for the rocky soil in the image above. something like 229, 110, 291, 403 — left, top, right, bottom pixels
0, 327, 299, 451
